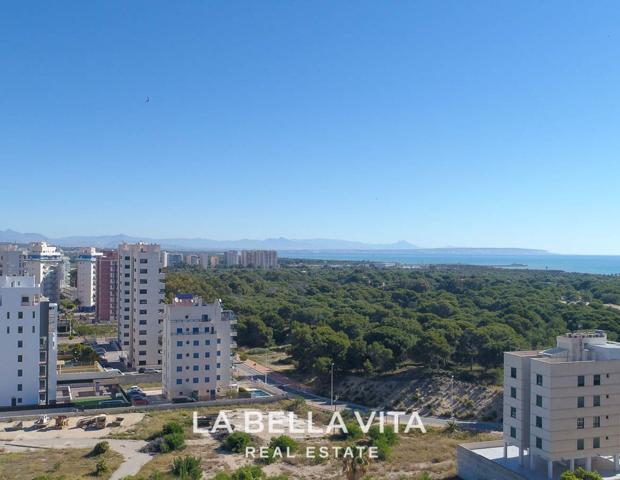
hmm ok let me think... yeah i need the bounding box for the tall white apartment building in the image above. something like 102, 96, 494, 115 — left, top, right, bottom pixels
76, 247, 101, 308
23, 242, 67, 303
0, 244, 26, 276
240, 250, 278, 268
162, 294, 236, 401
118, 243, 165, 369
504, 331, 620, 479
224, 250, 239, 266
0, 276, 57, 407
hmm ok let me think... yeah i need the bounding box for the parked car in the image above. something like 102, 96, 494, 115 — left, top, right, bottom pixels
172, 396, 196, 404
98, 399, 126, 408
132, 397, 149, 406
126, 390, 146, 400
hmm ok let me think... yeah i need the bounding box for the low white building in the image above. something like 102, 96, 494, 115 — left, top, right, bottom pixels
162, 294, 236, 401
0, 276, 57, 407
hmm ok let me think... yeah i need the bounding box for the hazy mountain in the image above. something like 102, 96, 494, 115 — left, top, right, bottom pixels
0, 229, 418, 251
0, 229, 551, 254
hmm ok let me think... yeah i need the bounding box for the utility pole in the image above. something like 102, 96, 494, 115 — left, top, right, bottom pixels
331, 362, 335, 411
450, 374, 455, 420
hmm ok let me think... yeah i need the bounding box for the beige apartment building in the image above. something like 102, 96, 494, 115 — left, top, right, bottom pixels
504, 331, 620, 479
162, 294, 236, 401
117, 243, 165, 369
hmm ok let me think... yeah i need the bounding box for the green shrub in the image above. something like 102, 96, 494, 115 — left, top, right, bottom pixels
92, 441, 110, 456
95, 459, 108, 476
172, 456, 202, 480
368, 425, 398, 446
161, 432, 185, 452
373, 437, 392, 461
223, 432, 252, 453
231, 465, 264, 480
269, 435, 298, 452
162, 421, 184, 436
341, 421, 363, 440
213, 473, 232, 480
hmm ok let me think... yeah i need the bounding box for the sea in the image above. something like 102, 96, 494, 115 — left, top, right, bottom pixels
278, 251, 620, 275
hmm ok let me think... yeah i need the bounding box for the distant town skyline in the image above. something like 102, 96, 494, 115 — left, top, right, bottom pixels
2, 2, 620, 254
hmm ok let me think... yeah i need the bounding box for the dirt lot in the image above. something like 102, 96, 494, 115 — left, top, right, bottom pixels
0, 447, 124, 480
0, 412, 145, 442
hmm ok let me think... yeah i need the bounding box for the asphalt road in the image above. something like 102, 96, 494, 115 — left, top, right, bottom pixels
234, 361, 502, 432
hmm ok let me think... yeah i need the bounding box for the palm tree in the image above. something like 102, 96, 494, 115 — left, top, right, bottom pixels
342, 448, 371, 480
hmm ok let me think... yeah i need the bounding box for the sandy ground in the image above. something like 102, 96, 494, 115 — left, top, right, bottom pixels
0, 412, 145, 441
0, 413, 150, 480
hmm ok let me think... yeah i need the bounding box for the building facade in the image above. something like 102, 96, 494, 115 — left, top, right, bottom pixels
240, 250, 278, 268
95, 250, 118, 323
162, 294, 236, 401
76, 247, 101, 308
0, 276, 57, 407
23, 242, 67, 303
117, 243, 165, 369
0, 244, 26, 276
224, 250, 239, 266
504, 331, 620, 479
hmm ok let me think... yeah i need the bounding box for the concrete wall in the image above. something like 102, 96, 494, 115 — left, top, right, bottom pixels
457, 442, 527, 480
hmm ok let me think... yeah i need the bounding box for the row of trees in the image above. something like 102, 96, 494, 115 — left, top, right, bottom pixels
166, 265, 620, 378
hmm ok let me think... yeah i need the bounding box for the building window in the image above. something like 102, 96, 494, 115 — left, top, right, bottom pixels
594, 416, 601, 428
594, 374, 601, 386
594, 437, 600, 449
578, 375, 585, 387
176, 354, 182, 360
176, 379, 182, 385
510, 387, 517, 399
193, 378, 199, 384
17, 369, 22, 377
536, 374, 543, 386
577, 439, 584, 450
594, 395, 601, 407
193, 366, 199, 371
193, 353, 199, 359
536, 395, 542, 407
577, 396, 585, 408
17, 384, 22, 391
17, 326, 22, 334
536, 416, 542, 428
536, 437, 542, 449
577, 418, 584, 429
176, 341, 183, 347
17, 355, 22, 363
176, 366, 182, 372
17, 340, 22, 348
205, 377, 210, 382
510, 367, 517, 379
17, 311, 23, 319
510, 407, 516, 419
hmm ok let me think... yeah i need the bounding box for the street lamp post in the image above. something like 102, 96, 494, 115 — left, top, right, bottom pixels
331, 362, 335, 411
450, 374, 455, 420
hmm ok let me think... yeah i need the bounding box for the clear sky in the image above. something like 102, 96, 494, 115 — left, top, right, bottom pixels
1, 1, 619, 254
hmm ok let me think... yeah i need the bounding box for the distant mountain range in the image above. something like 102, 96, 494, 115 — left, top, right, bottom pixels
0, 229, 551, 254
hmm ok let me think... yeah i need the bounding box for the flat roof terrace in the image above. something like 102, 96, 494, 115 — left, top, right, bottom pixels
458, 440, 620, 480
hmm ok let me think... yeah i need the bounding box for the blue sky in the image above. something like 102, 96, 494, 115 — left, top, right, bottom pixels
1, 1, 619, 254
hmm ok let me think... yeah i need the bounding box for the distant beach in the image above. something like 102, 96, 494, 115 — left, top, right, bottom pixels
278, 251, 620, 275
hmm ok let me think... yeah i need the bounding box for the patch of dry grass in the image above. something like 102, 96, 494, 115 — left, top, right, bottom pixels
0, 447, 123, 480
